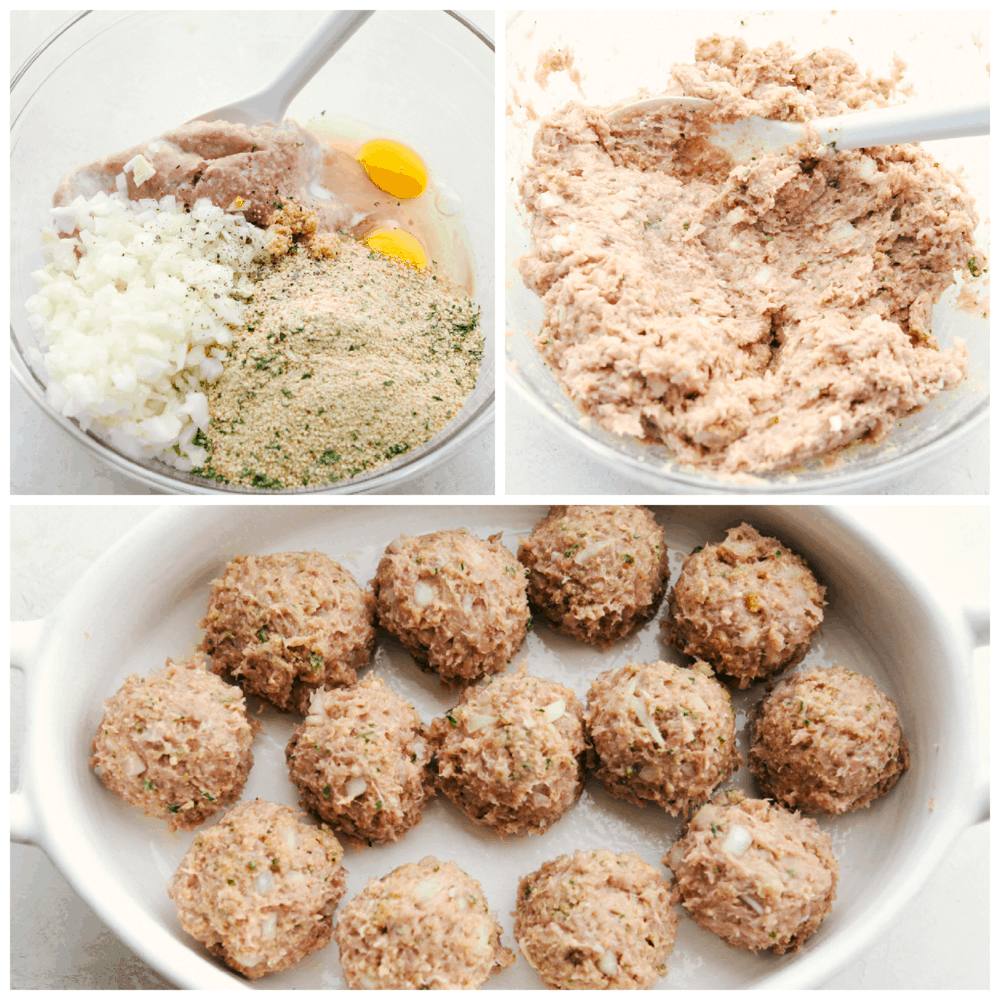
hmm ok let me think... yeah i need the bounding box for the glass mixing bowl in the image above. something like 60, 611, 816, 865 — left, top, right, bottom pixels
504, 10, 989, 494
11, 10, 494, 494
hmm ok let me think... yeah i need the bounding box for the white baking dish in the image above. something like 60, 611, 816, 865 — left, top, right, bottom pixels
9, 506, 988, 989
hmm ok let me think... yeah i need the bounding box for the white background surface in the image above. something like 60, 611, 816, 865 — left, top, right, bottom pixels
10, 10, 495, 496
9, 504, 989, 989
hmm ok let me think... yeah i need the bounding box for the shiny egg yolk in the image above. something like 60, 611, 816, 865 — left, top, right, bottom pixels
365, 229, 428, 269
357, 139, 428, 199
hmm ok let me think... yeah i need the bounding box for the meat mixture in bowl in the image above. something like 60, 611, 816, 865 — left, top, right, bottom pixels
518, 36, 986, 474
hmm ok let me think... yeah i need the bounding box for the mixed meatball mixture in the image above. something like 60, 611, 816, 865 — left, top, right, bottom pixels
200, 551, 376, 713
90, 654, 258, 830
665, 789, 839, 954
584, 659, 741, 815
518, 504, 669, 646
429, 661, 587, 836
168, 798, 346, 979
286, 673, 434, 846
515, 849, 679, 989
371, 528, 530, 686
333, 856, 514, 989
665, 523, 826, 687
518, 36, 985, 475
749, 664, 910, 814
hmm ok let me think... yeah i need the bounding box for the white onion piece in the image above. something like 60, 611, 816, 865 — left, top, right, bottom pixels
413, 581, 436, 607
632, 694, 665, 747
287, 871, 307, 882
542, 699, 566, 723
261, 914, 277, 939
283, 828, 298, 850
255, 872, 273, 895
416, 879, 442, 901
574, 539, 612, 565
125, 753, 146, 776
624, 675, 639, 699
233, 952, 262, 969
466, 713, 494, 733
598, 951, 619, 977
345, 777, 367, 801
740, 893, 764, 916
723, 824, 753, 856
639, 765, 658, 782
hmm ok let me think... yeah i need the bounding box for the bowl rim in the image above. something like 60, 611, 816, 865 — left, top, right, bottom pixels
506, 365, 990, 494
10, 9, 495, 495
12, 504, 985, 989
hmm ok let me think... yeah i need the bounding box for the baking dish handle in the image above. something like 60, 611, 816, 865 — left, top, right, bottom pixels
963, 604, 989, 824
10, 619, 44, 845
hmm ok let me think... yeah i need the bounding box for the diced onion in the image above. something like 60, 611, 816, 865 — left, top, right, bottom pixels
345, 777, 367, 801
260, 914, 277, 939
722, 824, 753, 856
740, 893, 764, 915
125, 752, 146, 776
574, 539, 612, 565
598, 951, 619, 977
416, 878, 442, 901
413, 581, 436, 607
233, 952, 262, 970
466, 713, 494, 733
632, 694, 665, 748
255, 872, 273, 895
541, 699, 566, 723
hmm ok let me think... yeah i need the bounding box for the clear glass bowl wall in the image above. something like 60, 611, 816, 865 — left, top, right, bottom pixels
11, 11, 494, 494
504, 10, 988, 494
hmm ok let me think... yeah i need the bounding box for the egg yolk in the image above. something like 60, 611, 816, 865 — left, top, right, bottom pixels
365, 229, 428, 269
357, 139, 429, 200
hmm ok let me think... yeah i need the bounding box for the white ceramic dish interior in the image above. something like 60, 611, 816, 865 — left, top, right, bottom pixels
10, 505, 988, 989
10, 10, 494, 494
504, 10, 990, 494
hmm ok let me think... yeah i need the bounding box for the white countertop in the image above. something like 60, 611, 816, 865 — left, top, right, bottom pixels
9, 504, 989, 989
10, 10, 495, 497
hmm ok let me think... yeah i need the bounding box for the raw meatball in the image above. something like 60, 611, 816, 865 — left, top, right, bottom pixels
515, 850, 678, 990
200, 551, 376, 713
584, 660, 741, 815
665, 524, 825, 687
286, 674, 433, 846
168, 799, 347, 979
371, 528, 530, 686
429, 661, 586, 836
518, 504, 669, 646
90, 654, 258, 831
748, 664, 910, 815
665, 789, 838, 954
333, 856, 514, 989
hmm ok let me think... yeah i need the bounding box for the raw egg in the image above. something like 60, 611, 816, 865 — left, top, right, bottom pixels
357, 139, 428, 199
365, 229, 428, 269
